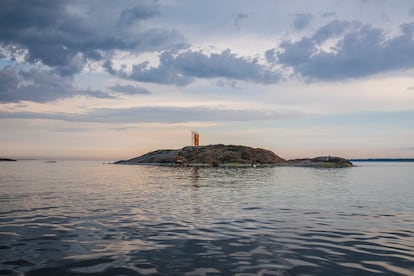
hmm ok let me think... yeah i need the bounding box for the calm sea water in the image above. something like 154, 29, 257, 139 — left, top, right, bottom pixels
0, 161, 413, 275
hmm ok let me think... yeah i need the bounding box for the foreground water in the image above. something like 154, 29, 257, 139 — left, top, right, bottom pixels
0, 161, 413, 275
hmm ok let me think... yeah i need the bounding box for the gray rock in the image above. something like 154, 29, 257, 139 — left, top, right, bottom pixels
115, 144, 285, 166
115, 145, 353, 168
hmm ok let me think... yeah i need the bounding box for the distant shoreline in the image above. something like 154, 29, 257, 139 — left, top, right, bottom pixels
350, 159, 414, 162
0, 158, 16, 162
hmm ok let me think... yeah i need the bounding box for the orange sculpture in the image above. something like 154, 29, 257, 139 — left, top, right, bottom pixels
192, 130, 199, 147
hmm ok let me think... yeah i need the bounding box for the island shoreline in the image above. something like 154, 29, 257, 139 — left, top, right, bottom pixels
115, 144, 353, 168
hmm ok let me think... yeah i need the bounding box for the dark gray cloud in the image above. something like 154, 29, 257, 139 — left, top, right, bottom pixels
119, 2, 159, 26
273, 20, 414, 81
108, 49, 282, 86
108, 84, 151, 95
312, 20, 351, 43
293, 13, 313, 30
0, 0, 187, 76
277, 38, 315, 67
127, 54, 193, 86
265, 49, 277, 63
0, 66, 112, 103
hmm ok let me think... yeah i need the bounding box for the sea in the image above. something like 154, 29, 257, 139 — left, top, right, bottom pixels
0, 161, 413, 275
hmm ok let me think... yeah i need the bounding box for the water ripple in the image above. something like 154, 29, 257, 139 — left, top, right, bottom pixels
0, 161, 413, 275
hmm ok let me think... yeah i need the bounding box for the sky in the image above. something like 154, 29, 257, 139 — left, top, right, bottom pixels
1, 0, 414, 160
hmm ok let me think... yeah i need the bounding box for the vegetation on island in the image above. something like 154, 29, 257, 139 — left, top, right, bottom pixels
115, 144, 353, 168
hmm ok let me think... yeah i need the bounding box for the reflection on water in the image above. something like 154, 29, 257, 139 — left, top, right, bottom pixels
191, 167, 200, 188
0, 161, 413, 275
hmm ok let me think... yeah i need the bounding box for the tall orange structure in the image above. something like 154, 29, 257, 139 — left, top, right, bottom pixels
191, 130, 199, 147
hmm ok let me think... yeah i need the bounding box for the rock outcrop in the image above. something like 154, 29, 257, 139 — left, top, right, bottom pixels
0, 158, 16, 162
288, 156, 353, 168
115, 144, 353, 168
115, 144, 285, 166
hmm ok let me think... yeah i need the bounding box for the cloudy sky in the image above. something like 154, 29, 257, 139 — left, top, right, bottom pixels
1, 0, 414, 160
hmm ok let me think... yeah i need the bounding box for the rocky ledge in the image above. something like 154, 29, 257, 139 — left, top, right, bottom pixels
115, 144, 352, 168
0, 158, 16, 162
288, 156, 353, 168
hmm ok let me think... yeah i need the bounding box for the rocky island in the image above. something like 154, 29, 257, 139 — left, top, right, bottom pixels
115, 144, 352, 168
0, 158, 16, 162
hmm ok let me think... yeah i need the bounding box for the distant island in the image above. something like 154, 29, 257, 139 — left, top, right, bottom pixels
350, 158, 414, 162
115, 144, 353, 168
0, 158, 16, 162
